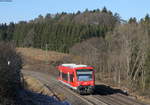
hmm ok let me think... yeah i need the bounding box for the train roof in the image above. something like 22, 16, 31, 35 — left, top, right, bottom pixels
61, 64, 88, 68
57, 64, 94, 73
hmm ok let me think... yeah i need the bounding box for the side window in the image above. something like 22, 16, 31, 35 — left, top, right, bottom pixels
62, 72, 67, 81
70, 74, 73, 82
59, 71, 60, 77
70, 73, 74, 82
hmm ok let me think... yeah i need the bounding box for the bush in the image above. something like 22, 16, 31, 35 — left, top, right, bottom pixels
0, 42, 22, 98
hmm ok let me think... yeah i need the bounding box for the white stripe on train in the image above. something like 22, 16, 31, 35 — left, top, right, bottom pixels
58, 80, 77, 90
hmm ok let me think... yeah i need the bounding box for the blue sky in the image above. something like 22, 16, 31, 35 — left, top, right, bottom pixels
0, 0, 150, 23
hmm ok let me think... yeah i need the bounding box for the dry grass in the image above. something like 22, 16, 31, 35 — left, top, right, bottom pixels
23, 75, 54, 96
17, 48, 69, 74
23, 75, 66, 101
17, 47, 68, 62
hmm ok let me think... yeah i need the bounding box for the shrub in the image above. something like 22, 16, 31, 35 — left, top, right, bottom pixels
0, 42, 22, 98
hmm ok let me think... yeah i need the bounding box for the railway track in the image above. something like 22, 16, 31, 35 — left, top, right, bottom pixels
23, 70, 92, 105
95, 85, 146, 105
23, 70, 147, 105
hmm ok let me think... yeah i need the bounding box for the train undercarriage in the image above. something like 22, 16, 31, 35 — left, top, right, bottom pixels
77, 86, 94, 94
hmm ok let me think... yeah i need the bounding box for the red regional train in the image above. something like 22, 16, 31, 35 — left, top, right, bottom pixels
57, 64, 95, 94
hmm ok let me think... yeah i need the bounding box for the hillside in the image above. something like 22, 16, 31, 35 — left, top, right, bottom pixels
17, 47, 150, 104
17, 48, 68, 62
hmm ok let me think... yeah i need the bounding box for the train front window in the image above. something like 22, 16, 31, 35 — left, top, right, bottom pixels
76, 69, 93, 81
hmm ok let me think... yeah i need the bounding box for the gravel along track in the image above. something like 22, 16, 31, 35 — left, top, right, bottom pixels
23, 70, 148, 105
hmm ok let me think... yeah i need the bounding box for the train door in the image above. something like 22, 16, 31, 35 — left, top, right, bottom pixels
58, 70, 63, 80
67, 72, 74, 83
68, 72, 70, 83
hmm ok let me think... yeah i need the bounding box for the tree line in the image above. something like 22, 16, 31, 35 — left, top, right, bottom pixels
0, 7, 119, 53
70, 14, 150, 96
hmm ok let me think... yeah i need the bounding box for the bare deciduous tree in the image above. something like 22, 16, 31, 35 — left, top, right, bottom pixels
70, 23, 149, 92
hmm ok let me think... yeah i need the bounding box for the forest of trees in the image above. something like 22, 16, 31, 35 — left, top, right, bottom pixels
70, 13, 150, 96
0, 7, 120, 52
0, 7, 150, 96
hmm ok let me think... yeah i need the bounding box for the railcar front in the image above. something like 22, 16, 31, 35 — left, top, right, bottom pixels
75, 68, 95, 94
